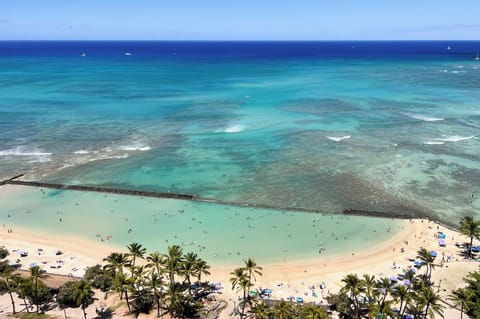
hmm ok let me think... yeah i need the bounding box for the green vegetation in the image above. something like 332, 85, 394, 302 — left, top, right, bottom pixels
459, 215, 480, 259
1, 214, 479, 318
0, 243, 213, 318
326, 247, 447, 319
456, 271, 480, 318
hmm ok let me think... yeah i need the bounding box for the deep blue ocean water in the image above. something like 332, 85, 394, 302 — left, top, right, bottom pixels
1, 41, 479, 223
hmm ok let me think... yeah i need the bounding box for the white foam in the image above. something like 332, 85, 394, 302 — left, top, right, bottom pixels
118, 143, 151, 151
326, 135, 351, 142
87, 154, 129, 162
73, 150, 89, 154
0, 146, 51, 157
403, 112, 444, 122
216, 125, 246, 133
436, 135, 475, 142
424, 135, 475, 145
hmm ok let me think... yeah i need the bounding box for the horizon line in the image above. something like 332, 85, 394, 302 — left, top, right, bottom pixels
1, 39, 480, 42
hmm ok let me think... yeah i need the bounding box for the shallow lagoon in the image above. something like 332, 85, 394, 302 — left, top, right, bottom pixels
0, 185, 403, 265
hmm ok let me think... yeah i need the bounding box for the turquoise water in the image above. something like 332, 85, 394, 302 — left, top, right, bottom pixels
0, 41, 479, 225
0, 185, 403, 265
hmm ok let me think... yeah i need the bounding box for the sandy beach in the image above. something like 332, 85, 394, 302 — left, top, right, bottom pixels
1, 216, 479, 318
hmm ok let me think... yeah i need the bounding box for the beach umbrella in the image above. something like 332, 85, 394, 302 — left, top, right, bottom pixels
403, 279, 411, 286
431, 251, 438, 257
390, 275, 398, 282
472, 246, 480, 253
264, 288, 272, 294
438, 232, 446, 239
413, 260, 423, 267
438, 239, 446, 246
28, 262, 37, 268
296, 297, 304, 303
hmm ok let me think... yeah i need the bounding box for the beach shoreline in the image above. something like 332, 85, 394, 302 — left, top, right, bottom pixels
1, 184, 479, 318
1, 217, 477, 294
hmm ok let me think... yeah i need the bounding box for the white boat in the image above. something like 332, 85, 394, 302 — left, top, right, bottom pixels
447, 46, 451, 50
475, 53, 480, 61
124, 52, 132, 56
81, 52, 86, 57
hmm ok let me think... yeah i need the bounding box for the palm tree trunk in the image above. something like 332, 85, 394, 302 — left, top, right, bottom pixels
352, 292, 360, 319
424, 303, 430, 318
35, 280, 39, 313
460, 304, 463, 319
398, 300, 404, 316
83, 307, 87, 319
8, 292, 16, 314
157, 299, 161, 317
241, 288, 247, 318
187, 277, 192, 295
469, 236, 474, 258
125, 289, 131, 313
63, 308, 67, 319
23, 297, 30, 313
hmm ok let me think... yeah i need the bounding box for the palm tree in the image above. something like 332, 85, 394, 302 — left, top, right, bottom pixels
300, 303, 327, 319
391, 285, 411, 318
341, 273, 364, 319
375, 277, 392, 307
362, 274, 376, 302
448, 287, 473, 319
148, 272, 164, 317
194, 258, 210, 282
249, 301, 270, 319
459, 215, 480, 259
127, 242, 147, 269
164, 245, 184, 285
72, 280, 95, 319
416, 247, 436, 283
16, 277, 31, 313
131, 265, 149, 292
164, 282, 186, 318
368, 299, 395, 319
0, 266, 20, 314
273, 300, 294, 319
29, 265, 48, 313
103, 252, 130, 277
146, 251, 165, 277
181, 252, 199, 295
230, 267, 250, 318
112, 273, 133, 312
243, 258, 263, 286
419, 286, 445, 319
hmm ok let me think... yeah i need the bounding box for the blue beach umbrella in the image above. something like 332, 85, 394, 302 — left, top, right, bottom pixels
431, 251, 438, 257
403, 279, 411, 286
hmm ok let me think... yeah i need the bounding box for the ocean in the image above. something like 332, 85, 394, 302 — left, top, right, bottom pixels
1, 41, 479, 226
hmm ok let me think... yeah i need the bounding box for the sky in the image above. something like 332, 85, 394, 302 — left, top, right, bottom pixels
1, 0, 479, 40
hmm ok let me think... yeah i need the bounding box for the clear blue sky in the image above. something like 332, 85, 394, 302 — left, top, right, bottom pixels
1, 0, 479, 40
